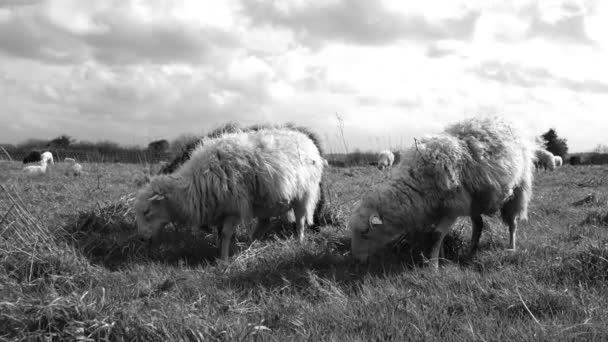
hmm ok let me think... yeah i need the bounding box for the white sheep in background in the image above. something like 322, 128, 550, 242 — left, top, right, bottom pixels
533, 149, 556, 171
377, 150, 395, 171
41, 151, 54, 164
348, 117, 534, 269
554, 155, 563, 167
70, 163, 83, 176
134, 127, 325, 260
63, 157, 83, 176
23, 159, 48, 176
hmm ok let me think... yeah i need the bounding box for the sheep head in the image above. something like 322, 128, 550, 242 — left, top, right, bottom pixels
348, 199, 402, 262
134, 185, 172, 239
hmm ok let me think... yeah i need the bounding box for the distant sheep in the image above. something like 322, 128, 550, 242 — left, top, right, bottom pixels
64, 158, 83, 176
134, 127, 325, 260
23, 151, 41, 164
377, 150, 395, 171
554, 155, 563, 167
23, 159, 48, 176
349, 117, 534, 269
69, 163, 83, 176
533, 149, 555, 171
41, 151, 54, 164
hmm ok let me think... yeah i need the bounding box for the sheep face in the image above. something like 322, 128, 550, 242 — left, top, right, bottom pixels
348, 200, 402, 261
134, 188, 172, 239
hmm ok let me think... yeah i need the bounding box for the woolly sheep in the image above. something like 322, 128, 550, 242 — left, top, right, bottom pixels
63, 157, 83, 176
348, 117, 534, 269
22, 151, 41, 164
158, 122, 328, 232
23, 159, 48, 176
554, 155, 563, 167
41, 151, 54, 164
533, 149, 555, 171
134, 127, 325, 260
69, 163, 83, 176
377, 150, 395, 170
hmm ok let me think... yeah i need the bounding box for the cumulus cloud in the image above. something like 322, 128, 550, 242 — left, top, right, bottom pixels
0, 0, 239, 65
471, 60, 608, 93
241, 0, 480, 46
526, 1, 592, 43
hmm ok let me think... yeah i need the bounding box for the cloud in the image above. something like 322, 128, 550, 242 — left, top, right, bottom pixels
0, 9, 86, 64
79, 10, 238, 65
0, 0, 239, 65
241, 0, 480, 47
526, 1, 592, 43
471, 60, 608, 93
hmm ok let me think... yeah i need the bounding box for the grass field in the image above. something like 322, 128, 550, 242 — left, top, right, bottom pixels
1, 160, 608, 341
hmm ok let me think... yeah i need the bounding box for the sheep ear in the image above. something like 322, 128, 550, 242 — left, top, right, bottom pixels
148, 194, 165, 201
368, 214, 383, 230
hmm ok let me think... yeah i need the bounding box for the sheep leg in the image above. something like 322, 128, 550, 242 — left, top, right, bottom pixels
220, 217, 239, 260
293, 205, 307, 243
429, 216, 457, 270
507, 219, 517, 250
468, 215, 484, 256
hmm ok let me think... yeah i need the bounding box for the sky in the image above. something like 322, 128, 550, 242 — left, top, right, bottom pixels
0, 0, 607, 153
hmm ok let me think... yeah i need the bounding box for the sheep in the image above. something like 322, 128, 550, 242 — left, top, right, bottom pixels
63, 157, 83, 176
348, 117, 534, 269
69, 163, 83, 176
23, 159, 48, 176
41, 151, 54, 164
377, 150, 395, 171
159, 122, 328, 233
22, 151, 41, 164
533, 149, 555, 171
554, 155, 563, 167
134, 127, 325, 260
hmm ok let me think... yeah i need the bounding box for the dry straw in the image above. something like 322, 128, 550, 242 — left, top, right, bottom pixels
0, 184, 66, 281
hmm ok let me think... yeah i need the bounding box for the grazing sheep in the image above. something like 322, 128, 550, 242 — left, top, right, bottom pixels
41, 151, 54, 164
134, 127, 325, 260
377, 150, 395, 171
69, 163, 83, 176
63, 158, 83, 176
533, 149, 555, 171
554, 155, 563, 167
159, 122, 328, 231
22, 151, 41, 164
23, 159, 48, 176
348, 117, 534, 269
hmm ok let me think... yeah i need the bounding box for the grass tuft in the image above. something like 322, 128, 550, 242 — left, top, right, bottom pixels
63, 193, 219, 269
580, 210, 608, 227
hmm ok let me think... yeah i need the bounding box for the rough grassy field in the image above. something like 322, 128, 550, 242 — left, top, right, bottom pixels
1, 160, 608, 341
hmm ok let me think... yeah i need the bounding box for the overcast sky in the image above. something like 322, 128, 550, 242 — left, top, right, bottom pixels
1, 0, 606, 152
